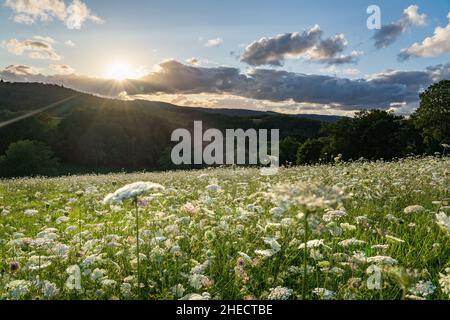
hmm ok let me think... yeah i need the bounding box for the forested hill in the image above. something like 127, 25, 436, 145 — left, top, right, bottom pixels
0, 81, 331, 173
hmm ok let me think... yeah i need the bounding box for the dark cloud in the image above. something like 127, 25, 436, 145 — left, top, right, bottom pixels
1, 60, 449, 113
241, 25, 361, 66
372, 5, 426, 49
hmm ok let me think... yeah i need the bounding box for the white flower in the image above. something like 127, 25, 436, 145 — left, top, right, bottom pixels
206, 184, 221, 192
269, 207, 285, 216
6, 280, 31, 299
42, 281, 59, 298
255, 249, 275, 257
439, 268, 450, 298
24, 209, 38, 217
268, 286, 293, 300
409, 280, 436, 298
170, 284, 186, 298
339, 238, 366, 247
299, 239, 327, 250
91, 268, 106, 281
403, 205, 425, 214
340, 223, 357, 231
103, 181, 164, 204
101, 279, 117, 288
180, 292, 211, 300
312, 288, 335, 300
323, 209, 347, 222
367, 256, 398, 265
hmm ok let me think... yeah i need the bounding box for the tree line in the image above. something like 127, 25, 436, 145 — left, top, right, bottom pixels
0, 80, 448, 177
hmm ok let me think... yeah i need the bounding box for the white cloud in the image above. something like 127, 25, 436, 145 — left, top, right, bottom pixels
3, 36, 62, 60
65, 40, 75, 47
50, 64, 75, 74
2, 64, 39, 76
65, 0, 103, 29
186, 57, 199, 65
205, 38, 224, 47
4, 0, 103, 29
399, 12, 450, 60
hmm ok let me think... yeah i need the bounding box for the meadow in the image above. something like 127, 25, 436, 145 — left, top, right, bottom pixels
0, 156, 449, 300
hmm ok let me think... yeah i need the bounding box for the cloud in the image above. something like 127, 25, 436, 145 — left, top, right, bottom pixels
65, 40, 75, 47
399, 12, 450, 60
4, 0, 103, 29
1, 60, 448, 114
2, 64, 39, 76
205, 38, 224, 47
241, 25, 361, 66
186, 57, 199, 65
3, 36, 62, 60
50, 64, 75, 74
372, 5, 426, 49
65, 0, 103, 29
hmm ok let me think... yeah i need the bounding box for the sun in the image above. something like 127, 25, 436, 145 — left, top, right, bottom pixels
105, 61, 137, 81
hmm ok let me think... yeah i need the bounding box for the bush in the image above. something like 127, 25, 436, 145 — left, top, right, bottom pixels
0, 140, 60, 177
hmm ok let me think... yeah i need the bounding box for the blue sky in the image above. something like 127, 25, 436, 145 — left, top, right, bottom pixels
0, 0, 449, 115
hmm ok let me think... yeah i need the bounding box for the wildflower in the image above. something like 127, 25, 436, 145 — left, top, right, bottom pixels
101, 279, 117, 289
340, 223, 357, 231
170, 284, 186, 298
181, 202, 199, 215
268, 286, 293, 300
103, 181, 164, 204
339, 238, 366, 247
409, 280, 436, 298
371, 244, 389, 251
91, 268, 106, 281
180, 292, 211, 300
41, 281, 59, 298
323, 209, 347, 222
24, 209, 38, 217
312, 288, 335, 300
9, 261, 20, 272
403, 205, 425, 215
6, 280, 31, 299
206, 184, 221, 193
298, 239, 327, 250
438, 268, 450, 298
367, 256, 398, 265
269, 207, 285, 216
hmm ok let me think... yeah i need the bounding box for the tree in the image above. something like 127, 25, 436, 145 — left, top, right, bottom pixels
0, 140, 60, 177
323, 110, 413, 161
412, 80, 450, 150
279, 137, 300, 165
296, 138, 330, 165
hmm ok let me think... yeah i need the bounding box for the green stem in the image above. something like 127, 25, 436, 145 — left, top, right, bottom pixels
134, 198, 141, 298
303, 212, 309, 300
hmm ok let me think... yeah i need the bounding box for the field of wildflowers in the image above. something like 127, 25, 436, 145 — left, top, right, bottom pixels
0, 156, 449, 300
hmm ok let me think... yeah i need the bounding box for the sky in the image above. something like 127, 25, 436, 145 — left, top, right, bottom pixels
0, 0, 449, 115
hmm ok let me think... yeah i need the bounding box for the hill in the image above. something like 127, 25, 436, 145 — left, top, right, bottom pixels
0, 81, 331, 172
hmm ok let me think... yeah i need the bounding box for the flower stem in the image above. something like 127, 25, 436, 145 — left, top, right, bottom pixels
134, 198, 141, 298
303, 212, 309, 300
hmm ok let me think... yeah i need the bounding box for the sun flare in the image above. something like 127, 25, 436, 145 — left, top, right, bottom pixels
105, 61, 138, 81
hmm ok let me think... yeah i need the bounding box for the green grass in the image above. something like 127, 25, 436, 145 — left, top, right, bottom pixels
0, 156, 449, 300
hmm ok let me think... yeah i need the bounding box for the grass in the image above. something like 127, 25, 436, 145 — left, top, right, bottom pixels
0, 156, 449, 300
